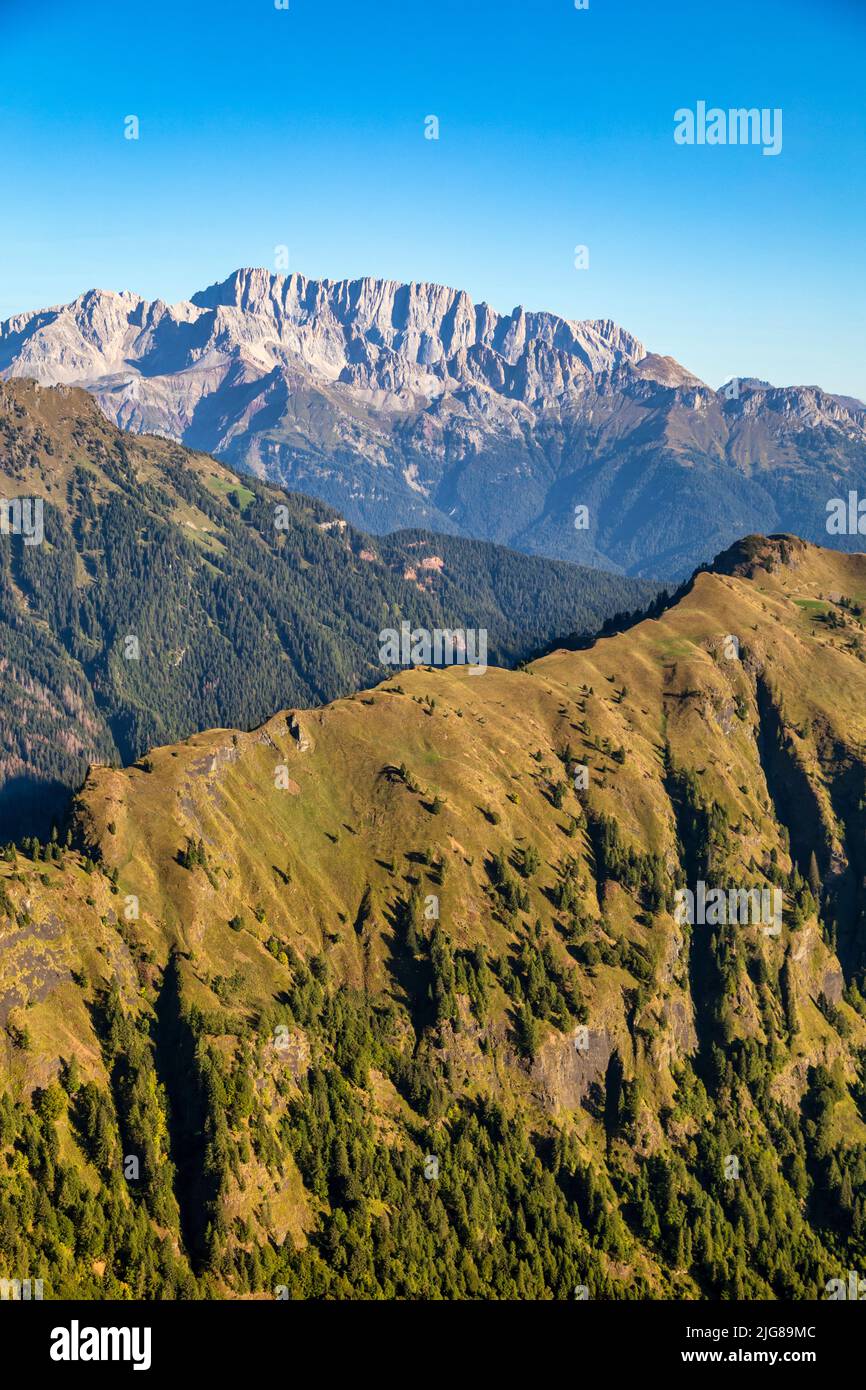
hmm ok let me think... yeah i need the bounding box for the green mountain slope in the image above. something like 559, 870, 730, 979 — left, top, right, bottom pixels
1, 534, 865, 1299
0, 380, 654, 839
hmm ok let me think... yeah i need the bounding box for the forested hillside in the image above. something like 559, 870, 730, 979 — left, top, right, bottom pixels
1, 534, 865, 1299
0, 381, 653, 839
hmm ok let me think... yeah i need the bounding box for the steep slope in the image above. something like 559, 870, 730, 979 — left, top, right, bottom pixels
2, 270, 864, 577
0, 380, 653, 839
2, 535, 866, 1299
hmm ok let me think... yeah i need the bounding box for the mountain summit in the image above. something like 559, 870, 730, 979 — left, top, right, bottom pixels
0, 268, 646, 394
2, 270, 865, 577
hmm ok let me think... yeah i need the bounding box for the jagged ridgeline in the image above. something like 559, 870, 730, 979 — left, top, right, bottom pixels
4, 269, 866, 579
0, 380, 654, 840
2, 533, 866, 1299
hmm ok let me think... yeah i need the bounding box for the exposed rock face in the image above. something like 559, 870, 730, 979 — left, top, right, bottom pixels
531, 1026, 614, 1115
3, 268, 865, 577
288, 714, 312, 753
0, 268, 644, 404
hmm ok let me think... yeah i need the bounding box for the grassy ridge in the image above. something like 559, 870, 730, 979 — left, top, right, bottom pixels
0, 380, 654, 840
2, 534, 866, 1297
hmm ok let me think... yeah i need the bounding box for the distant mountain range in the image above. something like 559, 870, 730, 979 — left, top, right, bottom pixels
2, 268, 864, 578
0, 379, 653, 839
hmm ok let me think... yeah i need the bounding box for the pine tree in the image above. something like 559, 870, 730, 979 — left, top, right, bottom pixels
807, 850, 821, 898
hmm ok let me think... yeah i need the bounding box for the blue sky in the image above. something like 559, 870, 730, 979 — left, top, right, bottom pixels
1, 0, 864, 395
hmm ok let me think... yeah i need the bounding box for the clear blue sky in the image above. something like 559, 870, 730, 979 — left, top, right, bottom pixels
1, 0, 864, 396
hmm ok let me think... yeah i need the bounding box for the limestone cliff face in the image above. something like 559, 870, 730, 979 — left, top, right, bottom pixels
0, 268, 645, 400
4, 269, 865, 576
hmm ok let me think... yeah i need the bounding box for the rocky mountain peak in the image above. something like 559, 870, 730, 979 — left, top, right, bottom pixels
2, 269, 865, 579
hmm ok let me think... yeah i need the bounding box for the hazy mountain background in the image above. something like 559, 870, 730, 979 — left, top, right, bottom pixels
2, 267, 864, 579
